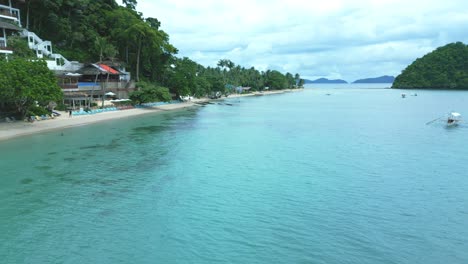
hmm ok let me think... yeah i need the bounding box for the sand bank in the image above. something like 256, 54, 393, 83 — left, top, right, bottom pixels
0, 89, 301, 141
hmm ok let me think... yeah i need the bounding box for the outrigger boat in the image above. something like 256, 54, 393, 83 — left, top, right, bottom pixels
426, 112, 462, 126
447, 112, 461, 126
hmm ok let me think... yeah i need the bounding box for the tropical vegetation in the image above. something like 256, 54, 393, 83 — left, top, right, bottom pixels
0, 59, 63, 118
129, 81, 172, 104
392, 42, 468, 89
0, 0, 304, 118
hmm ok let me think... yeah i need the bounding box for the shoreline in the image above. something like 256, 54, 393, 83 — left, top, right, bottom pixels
0, 89, 302, 142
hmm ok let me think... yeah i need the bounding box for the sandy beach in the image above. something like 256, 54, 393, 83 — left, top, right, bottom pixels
0, 89, 301, 141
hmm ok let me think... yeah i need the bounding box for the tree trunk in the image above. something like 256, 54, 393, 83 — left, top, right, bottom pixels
126, 45, 129, 64
90, 72, 99, 108
102, 73, 109, 108
16, 99, 27, 119
26, 0, 30, 29
136, 36, 141, 82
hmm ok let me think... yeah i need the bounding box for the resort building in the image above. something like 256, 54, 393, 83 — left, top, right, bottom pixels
0, 1, 21, 58
1, 0, 136, 108
235, 86, 252, 93
59, 63, 135, 107
22, 30, 83, 72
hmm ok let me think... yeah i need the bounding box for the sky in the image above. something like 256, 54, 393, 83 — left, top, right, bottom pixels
120, 0, 468, 82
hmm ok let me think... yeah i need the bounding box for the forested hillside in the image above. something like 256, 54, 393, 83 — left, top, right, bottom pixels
6, 0, 303, 97
392, 42, 468, 89
353, 76, 394, 83
13, 0, 176, 83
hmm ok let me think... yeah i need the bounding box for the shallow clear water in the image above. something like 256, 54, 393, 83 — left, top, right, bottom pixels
1, 87, 468, 263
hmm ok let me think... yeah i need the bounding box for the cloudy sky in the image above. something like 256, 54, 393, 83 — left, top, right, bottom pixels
125, 0, 468, 82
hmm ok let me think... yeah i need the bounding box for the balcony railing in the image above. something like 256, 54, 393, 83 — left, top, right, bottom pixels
60, 84, 79, 89
0, 8, 20, 21
0, 41, 12, 50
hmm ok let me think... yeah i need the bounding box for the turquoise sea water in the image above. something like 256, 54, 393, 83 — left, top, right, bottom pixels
1, 86, 468, 263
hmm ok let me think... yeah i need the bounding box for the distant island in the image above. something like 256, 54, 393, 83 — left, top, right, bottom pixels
305, 78, 348, 84
353, 75, 394, 83
392, 42, 468, 89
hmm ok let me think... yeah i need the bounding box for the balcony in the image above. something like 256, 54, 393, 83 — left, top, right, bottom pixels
0, 40, 5, 47
0, 40, 12, 53
0, 5, 20, 23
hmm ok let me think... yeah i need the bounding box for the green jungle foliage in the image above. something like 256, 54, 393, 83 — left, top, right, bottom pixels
27, 105, 52, 117
0, 59, 63, 118
392, 42, 468, 89
5, 36, 36, 59
9, 0, 303, 93
129, 82, 172, 104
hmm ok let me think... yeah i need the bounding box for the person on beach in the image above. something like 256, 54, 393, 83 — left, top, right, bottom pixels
69, 110, 72, 117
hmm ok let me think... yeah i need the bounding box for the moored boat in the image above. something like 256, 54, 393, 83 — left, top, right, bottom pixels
447, 112, 461, 126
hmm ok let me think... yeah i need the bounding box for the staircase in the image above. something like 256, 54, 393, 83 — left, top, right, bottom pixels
21, 30, 82, 72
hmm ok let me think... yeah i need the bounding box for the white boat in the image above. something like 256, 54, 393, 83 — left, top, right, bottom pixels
447, 112, 461, 126
179, 95, 193, 102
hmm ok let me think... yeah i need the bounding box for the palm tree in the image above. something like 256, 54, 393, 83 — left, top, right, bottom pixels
122, 0, 137, 10
295, 73, 300, 87
94, 36, 107, 63
217, 59, 235, 71
124, 21, 161, 82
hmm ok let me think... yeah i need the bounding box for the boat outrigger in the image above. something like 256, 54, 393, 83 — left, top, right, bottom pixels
426, 112, 462, 126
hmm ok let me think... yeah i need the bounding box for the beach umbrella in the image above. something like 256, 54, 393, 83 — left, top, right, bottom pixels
105, 92, 116, 96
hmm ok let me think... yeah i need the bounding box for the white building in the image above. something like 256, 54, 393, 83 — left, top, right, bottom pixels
0, 2, 21, 57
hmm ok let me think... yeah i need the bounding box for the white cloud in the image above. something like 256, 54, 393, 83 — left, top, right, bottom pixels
128, 0, 468, 81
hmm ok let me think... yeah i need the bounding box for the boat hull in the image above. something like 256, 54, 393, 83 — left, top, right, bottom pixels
447, 120, 459, 127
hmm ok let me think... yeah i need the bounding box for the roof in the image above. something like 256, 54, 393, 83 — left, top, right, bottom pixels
236, 86, 251, 90
78, 63, 121, 75
96, 64, 120, 74
99, 59, 125, 68
110, 99, 131, 103
63, 92, 89, 98
451, 112, 461, 117
0, 21, 21, 31
64, 72, 82, 77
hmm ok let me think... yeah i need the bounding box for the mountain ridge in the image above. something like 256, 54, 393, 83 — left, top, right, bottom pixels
305, 78, 347, 84
353, 75, 394, 83
392, 42, 468, 89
